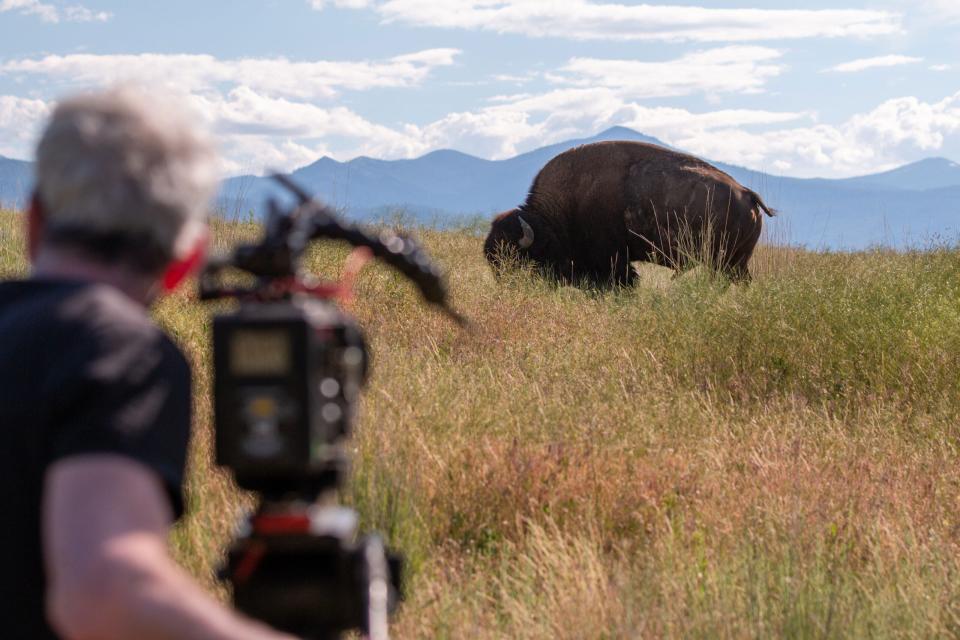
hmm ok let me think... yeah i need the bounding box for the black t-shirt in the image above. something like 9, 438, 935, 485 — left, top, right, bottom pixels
0, 279, 192, 640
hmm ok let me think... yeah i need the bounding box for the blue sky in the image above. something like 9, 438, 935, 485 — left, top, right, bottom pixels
0, 0, 957, 178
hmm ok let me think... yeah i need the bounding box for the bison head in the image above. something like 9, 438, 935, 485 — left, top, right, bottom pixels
483, 209, 569, 281
483, 209, 538, 264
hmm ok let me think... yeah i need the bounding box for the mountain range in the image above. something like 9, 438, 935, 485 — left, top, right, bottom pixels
3, 126, 959, 250
0, 156, 31, 209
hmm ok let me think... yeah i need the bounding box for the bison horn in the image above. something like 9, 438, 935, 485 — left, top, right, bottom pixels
518, 216, 534, 249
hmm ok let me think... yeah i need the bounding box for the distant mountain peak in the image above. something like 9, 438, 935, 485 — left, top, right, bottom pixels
584, 126, 670, 148
906, 156, 956, 166
597, 125, 642, 137
841, 155, 960, 191
421, 148, 478, 160
927, 157, 959, 169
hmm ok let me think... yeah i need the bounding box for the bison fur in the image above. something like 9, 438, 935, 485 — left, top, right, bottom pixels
484, 141, 776, 287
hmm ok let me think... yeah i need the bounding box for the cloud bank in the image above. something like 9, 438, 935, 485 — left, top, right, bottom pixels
825, 55, 923, 73
0, 49, 460, 100
0, 95, 51, 160
0, 49, 460, 173
554, 46, 785, 98
1, 43, 958, 179
311, 0, 902, 43
0, 0, 110, 22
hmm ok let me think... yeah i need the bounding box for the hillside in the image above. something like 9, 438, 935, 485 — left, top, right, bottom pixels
0, 155, 32, 208
3, 211, 960, 637
838, 157, 960, 191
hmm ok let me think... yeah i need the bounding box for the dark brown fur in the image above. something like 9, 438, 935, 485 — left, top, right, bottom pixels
484, 141, 775, 287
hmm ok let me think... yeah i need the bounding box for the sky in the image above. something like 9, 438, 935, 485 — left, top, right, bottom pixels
0, 0, 957, 178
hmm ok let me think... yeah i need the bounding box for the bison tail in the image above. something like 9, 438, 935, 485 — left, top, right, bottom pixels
752, 192, 777, 217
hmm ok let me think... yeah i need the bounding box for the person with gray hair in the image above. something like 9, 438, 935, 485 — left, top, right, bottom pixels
0, 86, 294, 640
32, 86, 216, 280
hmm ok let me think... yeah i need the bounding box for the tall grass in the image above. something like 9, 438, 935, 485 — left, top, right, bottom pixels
3, 209, 960, 637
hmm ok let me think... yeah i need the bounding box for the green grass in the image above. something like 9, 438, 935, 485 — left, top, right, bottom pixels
4, 209, 960, 638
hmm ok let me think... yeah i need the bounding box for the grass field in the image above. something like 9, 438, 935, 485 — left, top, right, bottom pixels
4, 210, 960, 638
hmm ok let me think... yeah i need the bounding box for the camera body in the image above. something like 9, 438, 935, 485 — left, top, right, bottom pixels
201, 175, 463, 639
211, 298, 402, 638
212, 299, 367, 496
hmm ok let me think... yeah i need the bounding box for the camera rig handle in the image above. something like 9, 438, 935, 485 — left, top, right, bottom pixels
200, 174, 467, 326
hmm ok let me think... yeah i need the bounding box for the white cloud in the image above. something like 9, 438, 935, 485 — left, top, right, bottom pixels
187, 87, 429, 173
0, 82, 836, 178
846, 93, 960, 152
2, 46, 955, 181
0, 49, 456, 172
825, 54, 923, 73
410, 86, 812, 160
491, 72, 539, 85
0, 85, 428, 174
917, 0, 960, 22
554, 46, 785, 98
308, 0, 372, 8
0, 0, 55, 21
0, 0, 110, 22
0, 83, 597, 185
4, 82, 956, 180
670, 92, 960, 176
931, 64, 952, 72
0, 95, 51, 160
394, 85, 960, 179
63, 5, 111, 22
0, 50, 460, 100
320, 1, 902, 42
401, 47, 794, 161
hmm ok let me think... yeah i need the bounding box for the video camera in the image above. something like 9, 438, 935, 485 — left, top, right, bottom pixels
199, 175, 464, 640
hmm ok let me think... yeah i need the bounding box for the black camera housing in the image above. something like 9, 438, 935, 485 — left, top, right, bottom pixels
213, 299, 368, 496
200, 175, 464, 639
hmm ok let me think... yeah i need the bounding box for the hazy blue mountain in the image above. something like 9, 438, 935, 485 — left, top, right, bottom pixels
219, 127, 960, 249
833, 158, 960, 192
219, 125, 667, 219
702, 160, 960, 249
0, 155, 33, 208
2, 128, 958, 249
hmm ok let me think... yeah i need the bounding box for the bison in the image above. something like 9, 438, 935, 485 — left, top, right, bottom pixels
484, 141, 775, 287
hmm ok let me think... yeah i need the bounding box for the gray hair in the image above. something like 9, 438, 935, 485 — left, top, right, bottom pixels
35, 85, 218, 272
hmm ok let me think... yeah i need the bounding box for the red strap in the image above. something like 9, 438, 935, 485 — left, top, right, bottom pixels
232, 541, 266, 584
252, 513, 312, 535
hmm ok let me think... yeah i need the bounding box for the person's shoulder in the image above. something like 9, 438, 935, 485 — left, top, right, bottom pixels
58, 281, 149, 327
87, 285, 188, 366
0, 279, 188, 373
52, 282, 186, 373
0, 279, 145, 332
